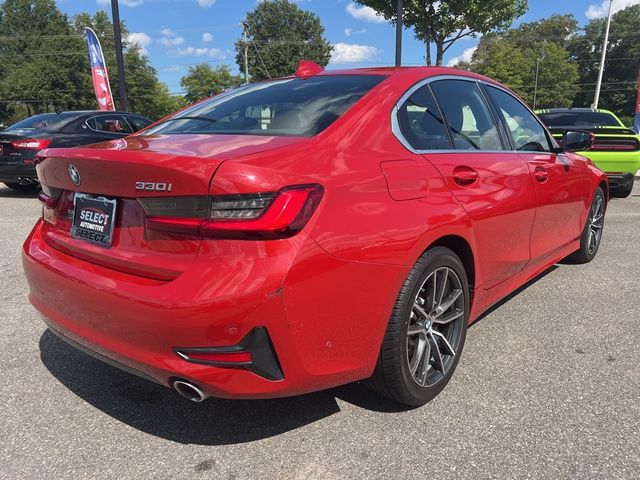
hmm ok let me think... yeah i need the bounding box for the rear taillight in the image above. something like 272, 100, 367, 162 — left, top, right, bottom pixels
10, 138, 52, 150
139, 184, 323, 240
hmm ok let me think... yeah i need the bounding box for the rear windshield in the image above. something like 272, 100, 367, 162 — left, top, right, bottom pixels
145, 75, 386, 137
4, 112, 79, 133
538, 111, 621, 128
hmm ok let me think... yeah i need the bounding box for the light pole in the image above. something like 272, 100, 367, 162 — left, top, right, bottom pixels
592, 0, 614, 109
242, 22, 249, 84
111, 0, 128, 111
533, 57, 541, 110
395, 0, 403, 67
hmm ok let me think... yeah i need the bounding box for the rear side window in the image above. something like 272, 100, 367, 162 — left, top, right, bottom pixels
144, 75, 385, 137
486, 86, 551, 152
430, 80, 504, 151
537, 111, 621, 128
396, 84, 451, 150
87, 115, 133, 134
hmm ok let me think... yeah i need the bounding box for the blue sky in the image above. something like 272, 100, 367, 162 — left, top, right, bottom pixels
56, 0, 640, 94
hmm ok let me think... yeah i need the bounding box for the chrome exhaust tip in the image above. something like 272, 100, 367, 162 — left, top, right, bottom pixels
173, 380, 207, 402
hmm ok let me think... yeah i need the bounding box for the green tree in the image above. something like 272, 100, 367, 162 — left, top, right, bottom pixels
72, 11, 183, 119
354, 0, 527, 66
235, 0, 333, 81
460, 15, 580, 108
0, 0, 88, 123
570, 4, 640, 118
180, 64, 243, 103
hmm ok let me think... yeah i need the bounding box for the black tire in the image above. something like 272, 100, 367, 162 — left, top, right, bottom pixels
566, 186, 606, 264
366, 246, 469, 407
610, 179, 633, 198
4, 182, 40, 192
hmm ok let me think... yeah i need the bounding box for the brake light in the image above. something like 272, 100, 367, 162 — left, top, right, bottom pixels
140, 184, 323, 240
10, 138, 52, 150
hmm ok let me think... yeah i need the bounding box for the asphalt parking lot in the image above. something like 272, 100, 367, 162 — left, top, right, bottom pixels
1, 183, 639, 480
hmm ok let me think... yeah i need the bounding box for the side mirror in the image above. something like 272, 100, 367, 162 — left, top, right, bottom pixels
562, 130, 594, 152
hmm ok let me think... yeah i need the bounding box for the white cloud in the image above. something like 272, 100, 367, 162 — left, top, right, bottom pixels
161, 65, 185, 73
197, 0, 216, 6
97, 0, 144, 6
126, 32, 152, 55
446, 46, 477, 67
346, 3, 385, 23
173, 46, 225, 59
344, 27, 366, 37
331, 43, 378, 63
159, 29, 185, 47
586, 0, 640, 19
202, 32, 214, 42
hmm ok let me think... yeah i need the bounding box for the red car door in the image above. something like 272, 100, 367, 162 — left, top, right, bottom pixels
424, 79, 537, 289
483, 86, 587, 262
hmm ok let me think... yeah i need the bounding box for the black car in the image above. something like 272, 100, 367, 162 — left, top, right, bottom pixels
0, 111, 151, 191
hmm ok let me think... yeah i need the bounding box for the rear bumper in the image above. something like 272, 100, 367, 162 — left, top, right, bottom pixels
0, 160, 37, 183
580, 150, 640, 175
606, 172, 635, 191
23, 219, 403, 399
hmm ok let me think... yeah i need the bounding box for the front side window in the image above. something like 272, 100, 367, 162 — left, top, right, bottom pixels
430, 80, 504, 151
486, 86, 551, 152
126, 115, 151, 132
396, 84, 451, 150
144, 75, 385, 137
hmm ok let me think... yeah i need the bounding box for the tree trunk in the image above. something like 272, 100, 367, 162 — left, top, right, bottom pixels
426, 40, 431, 66
435, 40, 444, 66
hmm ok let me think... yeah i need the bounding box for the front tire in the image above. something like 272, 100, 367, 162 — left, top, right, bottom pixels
566, 186, 606, 264
367, 247, 469, 406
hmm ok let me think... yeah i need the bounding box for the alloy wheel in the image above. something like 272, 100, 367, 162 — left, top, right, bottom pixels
406, 266, 465, 387
587, 195, 604, 255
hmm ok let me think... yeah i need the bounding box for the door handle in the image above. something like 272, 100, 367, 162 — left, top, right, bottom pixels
453, 166, 479, 186
534, 165, 548, 183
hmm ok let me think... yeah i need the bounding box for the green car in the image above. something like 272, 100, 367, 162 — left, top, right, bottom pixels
536, 108, 639, 198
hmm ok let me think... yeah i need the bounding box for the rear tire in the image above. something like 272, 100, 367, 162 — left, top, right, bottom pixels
566, 186, 606, 264
4, 182, 40, 192
610, 178, 633, 198
366, 247, 469, 407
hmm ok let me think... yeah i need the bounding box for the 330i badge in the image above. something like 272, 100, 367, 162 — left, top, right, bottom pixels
22, 64, 607, 406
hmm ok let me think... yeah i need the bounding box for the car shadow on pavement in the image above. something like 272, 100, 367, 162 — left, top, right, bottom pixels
39, 329, 404, 445
0, 186, 39, 198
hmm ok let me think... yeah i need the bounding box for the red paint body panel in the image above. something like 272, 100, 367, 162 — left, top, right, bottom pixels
22, 67, 607, 399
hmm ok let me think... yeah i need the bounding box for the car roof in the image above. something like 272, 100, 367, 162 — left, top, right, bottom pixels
34, 111, 148, 117
294, 65, 505, 87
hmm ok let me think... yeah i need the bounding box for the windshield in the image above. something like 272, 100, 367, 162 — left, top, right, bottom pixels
538, 111, 622, 128
145, 75, 386, 137
4, 112, 80, 133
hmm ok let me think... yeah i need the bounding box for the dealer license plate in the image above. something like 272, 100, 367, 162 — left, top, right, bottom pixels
70, 193, 117, 247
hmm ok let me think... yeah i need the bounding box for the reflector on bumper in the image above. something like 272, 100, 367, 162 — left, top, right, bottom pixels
173, 327, 284, 381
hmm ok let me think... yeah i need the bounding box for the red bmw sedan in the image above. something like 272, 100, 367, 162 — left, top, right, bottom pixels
23, 66, 607, 406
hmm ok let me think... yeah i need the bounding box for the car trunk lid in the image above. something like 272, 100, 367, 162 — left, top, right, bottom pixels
36, 133, 306, 280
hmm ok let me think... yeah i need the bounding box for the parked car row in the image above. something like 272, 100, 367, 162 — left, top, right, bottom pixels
0, 110, 151, 191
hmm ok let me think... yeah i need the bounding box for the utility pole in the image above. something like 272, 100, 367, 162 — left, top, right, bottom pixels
533, 57, 541, 110
242, 22, 249, 84
111, 0, 128, 111
395, 0, 404, 67
592, 0, 614, 109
